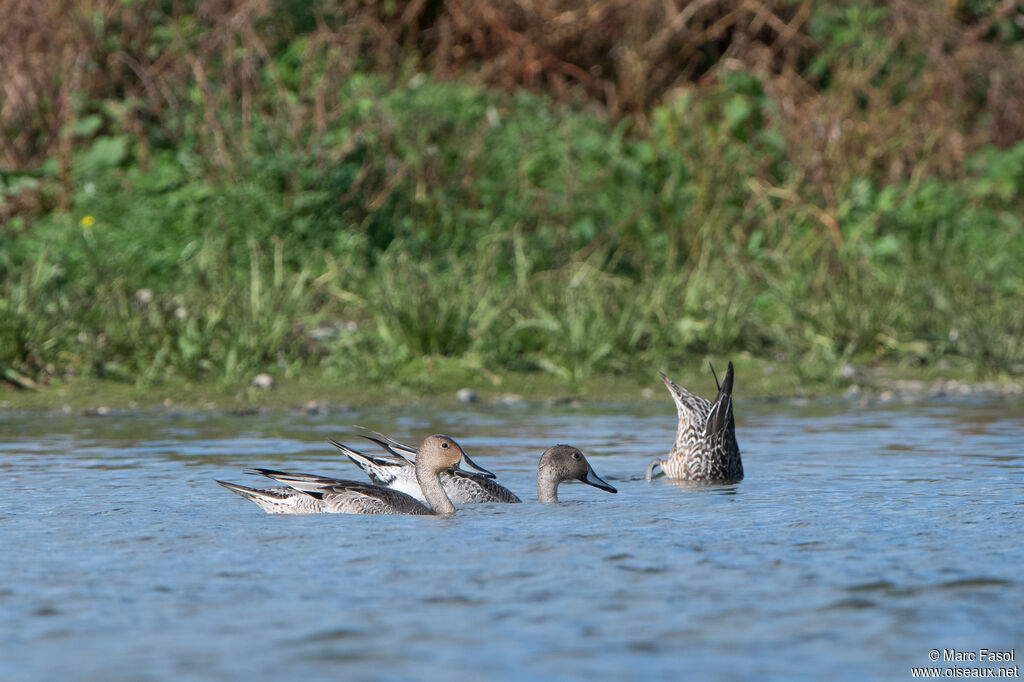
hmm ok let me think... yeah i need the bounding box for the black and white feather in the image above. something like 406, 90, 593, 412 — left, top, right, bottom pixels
340, 429, 522, 504
217, 468, 432, 515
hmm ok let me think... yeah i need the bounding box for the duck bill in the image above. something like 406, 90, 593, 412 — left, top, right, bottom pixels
582, 466, 617, 493
459, 452, 496, 479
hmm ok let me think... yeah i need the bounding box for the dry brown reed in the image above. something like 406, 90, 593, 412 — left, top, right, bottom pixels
1, 0, 1022, 220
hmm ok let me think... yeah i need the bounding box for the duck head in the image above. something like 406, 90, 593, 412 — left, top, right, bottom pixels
417, 434, 496, 478
540, 445, 617, 494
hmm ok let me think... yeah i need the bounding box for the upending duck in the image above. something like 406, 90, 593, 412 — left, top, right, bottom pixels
216, 434, 492, 515
337, 429, 522, 504
344, 429, 615, 503
645, 362, 743, 483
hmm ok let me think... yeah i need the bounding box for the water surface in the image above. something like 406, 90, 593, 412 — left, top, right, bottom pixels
2, 399, 1022, 680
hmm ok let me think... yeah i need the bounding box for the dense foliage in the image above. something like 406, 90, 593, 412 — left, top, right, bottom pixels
1, 0, 1022, 390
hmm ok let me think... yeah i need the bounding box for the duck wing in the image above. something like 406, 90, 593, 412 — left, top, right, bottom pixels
703, 361, 735, 438
216, 480, 326, 514
311, 481, 433, 515
447, 469, 522, 504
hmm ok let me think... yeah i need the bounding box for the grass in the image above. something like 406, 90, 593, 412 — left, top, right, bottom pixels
1, 2, 1023, 404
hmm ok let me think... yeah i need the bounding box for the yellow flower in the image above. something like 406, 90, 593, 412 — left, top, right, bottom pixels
80, 215, 95, 228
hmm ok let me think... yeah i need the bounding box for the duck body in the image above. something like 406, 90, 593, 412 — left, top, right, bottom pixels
646, 362, 743, 483
214, 481, 329, 514
337, 433, 522, 505
217, 435, 491, 516
217, 471, 432, 515
341, 433, 615, 504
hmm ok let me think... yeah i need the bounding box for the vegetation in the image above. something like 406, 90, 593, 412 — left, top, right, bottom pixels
1, 0, 1023, 401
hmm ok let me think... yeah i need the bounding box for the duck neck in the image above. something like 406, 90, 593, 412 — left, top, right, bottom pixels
537, 468, 560, 503
416, 466, 455, 515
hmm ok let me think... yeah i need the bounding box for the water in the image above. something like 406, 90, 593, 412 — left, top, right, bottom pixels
2, 398, 1022, 681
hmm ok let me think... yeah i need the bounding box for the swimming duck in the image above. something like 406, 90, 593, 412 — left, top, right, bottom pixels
645, 362, 743, 483
337, 429, 522, 504
344, 429, 615, 503
215, 434, 492, 515
536, 444, 617, 503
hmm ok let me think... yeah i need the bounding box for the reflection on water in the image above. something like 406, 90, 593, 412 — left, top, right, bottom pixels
2, 399, 1022, 680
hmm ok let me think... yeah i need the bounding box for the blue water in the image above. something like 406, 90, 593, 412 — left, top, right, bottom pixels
2, 399, 1022, 681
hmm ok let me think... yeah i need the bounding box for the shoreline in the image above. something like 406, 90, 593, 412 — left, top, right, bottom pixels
2, 360, 1020, 414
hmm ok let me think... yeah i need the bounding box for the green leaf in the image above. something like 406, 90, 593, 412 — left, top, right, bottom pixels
74, 115, 103, 137
77, 136, 129, 175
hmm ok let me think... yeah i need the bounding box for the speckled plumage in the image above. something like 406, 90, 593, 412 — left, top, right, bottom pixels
645, 362, 743, 483
350, 431, 617, 504
214, 481, 328, 514
216, 434, 488, 515
222, 469, 433, 515
337, 434, 522, 505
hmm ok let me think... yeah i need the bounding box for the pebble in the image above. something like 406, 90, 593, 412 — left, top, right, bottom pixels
252, 373, 274, 389
302, 400, 326, 415
839, 364, 860, 380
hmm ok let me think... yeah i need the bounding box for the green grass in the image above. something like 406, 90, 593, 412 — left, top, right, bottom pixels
2, 67, 1023, 399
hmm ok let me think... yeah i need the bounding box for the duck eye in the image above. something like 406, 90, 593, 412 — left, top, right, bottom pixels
441, 442, 449, 449
572, 452, 581, 459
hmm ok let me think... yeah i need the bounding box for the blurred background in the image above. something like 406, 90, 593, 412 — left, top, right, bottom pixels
1, 0, 1023, 399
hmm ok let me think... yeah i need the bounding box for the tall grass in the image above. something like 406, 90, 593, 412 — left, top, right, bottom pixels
1, 1, 1022, 389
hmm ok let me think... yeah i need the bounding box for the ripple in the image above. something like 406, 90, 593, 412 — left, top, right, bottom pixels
821, 598, 878, 611
298, 629, 367, 644
938, 577, 1016, 589
3, 401, 1024, 681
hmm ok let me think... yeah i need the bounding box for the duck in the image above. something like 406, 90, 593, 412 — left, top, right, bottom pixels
337, 428, 522, 504
536, 444, 617, 503
343, 429, 615, 503
645, 362, 743, 483
215, 434, 492, 515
